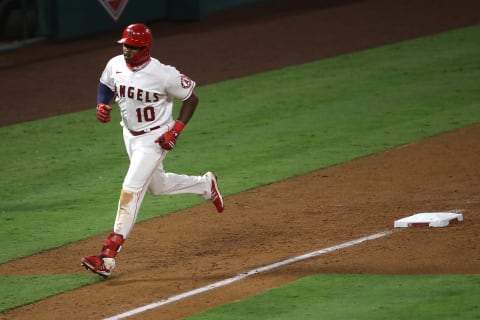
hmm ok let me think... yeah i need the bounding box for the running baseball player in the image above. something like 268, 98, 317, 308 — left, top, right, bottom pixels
81, 23, 224, 277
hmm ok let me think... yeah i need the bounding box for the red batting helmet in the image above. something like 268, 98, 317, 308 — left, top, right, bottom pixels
117, 23, 153, 66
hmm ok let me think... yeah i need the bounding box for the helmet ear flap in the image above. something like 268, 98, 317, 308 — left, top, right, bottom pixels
135, 46, 150, 64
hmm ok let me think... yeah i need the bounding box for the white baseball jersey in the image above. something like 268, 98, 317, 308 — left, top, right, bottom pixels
99, 55, 196, 132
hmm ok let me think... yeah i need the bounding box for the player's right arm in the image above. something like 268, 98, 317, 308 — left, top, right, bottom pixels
96, 82, 114, 123
96, 58, 117, 123
97, 82, 115, 105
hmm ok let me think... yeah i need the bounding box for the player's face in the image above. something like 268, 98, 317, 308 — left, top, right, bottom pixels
122, 44, 143, 64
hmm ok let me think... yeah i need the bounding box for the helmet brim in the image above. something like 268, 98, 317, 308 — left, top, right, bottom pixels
117, 38, 147, 49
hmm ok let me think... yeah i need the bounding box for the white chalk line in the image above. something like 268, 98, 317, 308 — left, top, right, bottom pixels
104, 230, 393, 320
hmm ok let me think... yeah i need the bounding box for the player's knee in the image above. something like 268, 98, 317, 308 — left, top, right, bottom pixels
120, 183, 141, 195
118, 188, 139, 216
120, 188, 134, 204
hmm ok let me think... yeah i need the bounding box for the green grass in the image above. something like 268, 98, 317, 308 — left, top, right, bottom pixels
0, 274, 98, 313
187, 275, 480, 320
0, 24, 479, 313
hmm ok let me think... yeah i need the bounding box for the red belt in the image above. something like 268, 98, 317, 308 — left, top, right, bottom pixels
129, 126, 161, 136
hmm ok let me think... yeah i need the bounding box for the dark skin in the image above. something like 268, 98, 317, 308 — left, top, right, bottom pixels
177, 93, 199, 125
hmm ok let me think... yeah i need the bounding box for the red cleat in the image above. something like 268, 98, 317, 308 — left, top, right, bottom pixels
81, 255, 115, 277
205, 172, 224, 213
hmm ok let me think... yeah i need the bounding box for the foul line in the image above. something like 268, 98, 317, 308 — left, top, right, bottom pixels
104, 230, 393, 320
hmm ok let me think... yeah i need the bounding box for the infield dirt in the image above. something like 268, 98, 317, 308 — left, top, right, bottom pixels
1, 0, 479, 319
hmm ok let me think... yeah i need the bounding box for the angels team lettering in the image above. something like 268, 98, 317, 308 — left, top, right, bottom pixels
116, 85, 160, 102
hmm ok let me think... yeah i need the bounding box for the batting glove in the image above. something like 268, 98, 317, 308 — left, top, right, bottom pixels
97, 103, 112, 123
155, 120, 185, 150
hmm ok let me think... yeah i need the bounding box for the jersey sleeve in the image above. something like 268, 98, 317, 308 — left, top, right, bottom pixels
99, 58, 116, 90
165, 68, 196, 101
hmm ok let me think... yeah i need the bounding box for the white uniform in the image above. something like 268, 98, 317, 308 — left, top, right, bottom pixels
99, 56, 211, 238
100, 55, 195, 132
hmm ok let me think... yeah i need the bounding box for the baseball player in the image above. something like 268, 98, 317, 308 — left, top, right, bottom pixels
81, 23, 224, 277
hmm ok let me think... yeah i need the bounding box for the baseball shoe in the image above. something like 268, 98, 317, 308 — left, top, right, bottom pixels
205, 172, 224, 213
81, 255, 115, 277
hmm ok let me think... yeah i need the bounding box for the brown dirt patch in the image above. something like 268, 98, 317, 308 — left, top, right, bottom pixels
1, 0, 479, 319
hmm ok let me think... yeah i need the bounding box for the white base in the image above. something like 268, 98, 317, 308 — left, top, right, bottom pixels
394, 212, 463, 228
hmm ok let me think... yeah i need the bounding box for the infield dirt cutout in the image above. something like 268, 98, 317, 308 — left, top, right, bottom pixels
1, 1, 479, 319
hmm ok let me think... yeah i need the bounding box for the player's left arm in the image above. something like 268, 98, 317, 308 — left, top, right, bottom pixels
177, 92, 199, 125
155, 92, 199, 150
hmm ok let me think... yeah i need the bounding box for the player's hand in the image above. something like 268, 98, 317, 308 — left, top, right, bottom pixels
97, 103, 112, 123
155, 121, 185, 150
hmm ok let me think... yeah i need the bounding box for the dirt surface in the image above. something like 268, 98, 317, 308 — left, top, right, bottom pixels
1, 0, 479, 319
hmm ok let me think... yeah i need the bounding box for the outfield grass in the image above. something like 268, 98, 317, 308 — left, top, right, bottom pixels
0, 24, 479, 314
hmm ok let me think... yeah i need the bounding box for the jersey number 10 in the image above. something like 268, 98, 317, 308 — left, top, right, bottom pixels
136, 106, 155, 123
